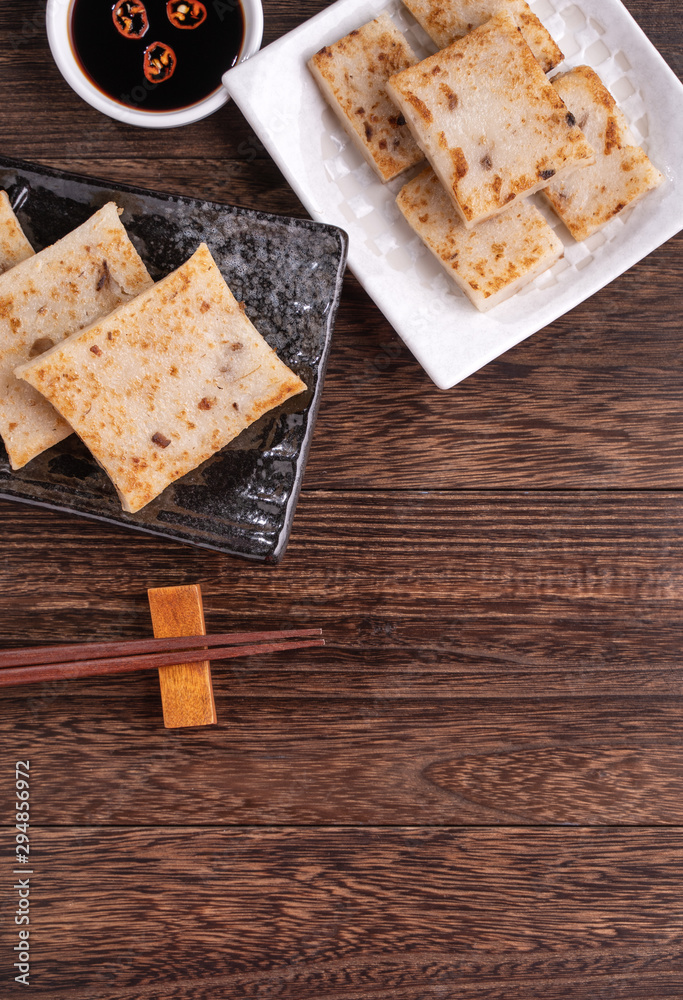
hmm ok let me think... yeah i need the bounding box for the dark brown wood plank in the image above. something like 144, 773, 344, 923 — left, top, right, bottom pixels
0, 2, 681, 996
4, 491, 683, 612
2, 609, 680, 698
0, 491, 682, 699
2, 494, 682, 826
303, 244, 683, 489
2, 827, 683, 998
3, 695, 683, 824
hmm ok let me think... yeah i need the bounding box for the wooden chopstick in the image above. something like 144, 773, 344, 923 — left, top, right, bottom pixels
0, 636, 324, 689
0, 628, 322, 670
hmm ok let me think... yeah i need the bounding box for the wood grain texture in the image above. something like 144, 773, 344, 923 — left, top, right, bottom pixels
0, 493, 681, 826
0, 0, 682, 997
2, 828, 683, 998
0, 492, 681, 700
304, 242, 683, 489
3, 696, 683, 825
148, 585, 216, 729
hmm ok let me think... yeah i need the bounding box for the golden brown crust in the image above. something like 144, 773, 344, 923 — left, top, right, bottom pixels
402, 0, 563, 73
0, 202, 152, 469
0, 192, 33, 275
543, 66, 664, 240
397, 166, 564, 310
308, 14, 424, 182
17, 244, 307, 513
387, 12, 593, 229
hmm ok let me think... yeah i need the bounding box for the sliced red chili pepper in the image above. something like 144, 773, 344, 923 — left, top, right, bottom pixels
166, 0, 208, 29
143, 41, 177, 83
112, 1, 149, 39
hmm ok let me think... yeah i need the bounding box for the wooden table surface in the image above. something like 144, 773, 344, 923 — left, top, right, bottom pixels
1, 1, 682, 996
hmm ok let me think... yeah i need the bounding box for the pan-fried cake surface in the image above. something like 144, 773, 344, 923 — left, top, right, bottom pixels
402, 0, 563, 73
308, 13, 424, 182
0, 191, 34, 274
0, 202, 152, 470
386, 11, 594, 228
17, 244, 307, 514
397, 166, 563, 310
543, 66, 664, 241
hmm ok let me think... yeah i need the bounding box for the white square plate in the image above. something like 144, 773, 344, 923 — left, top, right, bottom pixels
224, 0, 683, 389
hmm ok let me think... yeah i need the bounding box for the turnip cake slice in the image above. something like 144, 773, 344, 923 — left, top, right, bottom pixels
0, 202, 153, 470
0, 191, 34, 274
402, 0, 563, 74
397, 166, 563, 310
16, 244, 307, 514
386, 11, 594, 229
542, 66, 664, 241
308, 13, 424, 182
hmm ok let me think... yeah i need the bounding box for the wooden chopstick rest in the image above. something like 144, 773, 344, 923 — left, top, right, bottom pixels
0, 585, 324, 728
147, 584, 216, 729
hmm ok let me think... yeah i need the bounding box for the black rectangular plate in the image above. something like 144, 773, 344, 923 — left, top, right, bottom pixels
0, 157, 347, 562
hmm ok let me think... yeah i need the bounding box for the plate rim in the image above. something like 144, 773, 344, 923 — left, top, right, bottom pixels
0, 154, 349, 563
223, 0, 683, 390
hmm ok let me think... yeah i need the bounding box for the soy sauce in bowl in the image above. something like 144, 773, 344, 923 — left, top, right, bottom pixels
70, 0, 245, 113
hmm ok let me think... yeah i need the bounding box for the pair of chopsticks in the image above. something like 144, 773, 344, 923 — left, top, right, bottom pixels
0, 628, 324, 688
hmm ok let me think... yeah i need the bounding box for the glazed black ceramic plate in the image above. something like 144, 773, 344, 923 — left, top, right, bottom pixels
0, 157, 347, 562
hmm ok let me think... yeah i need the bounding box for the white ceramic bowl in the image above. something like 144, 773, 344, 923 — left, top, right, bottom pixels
46, 0, 264, 128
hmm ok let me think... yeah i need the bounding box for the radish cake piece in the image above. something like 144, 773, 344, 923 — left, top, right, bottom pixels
16, 244, 307, 514
543, 65, 664, 241
402, 0, 563, 74
308, 13, 424, 182
0, 192, 34, 274
386, 11, 594, 229
0, 202, 152, 470
397, 166, 563, 310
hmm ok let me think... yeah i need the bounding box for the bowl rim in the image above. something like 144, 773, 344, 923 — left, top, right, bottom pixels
46, 0, 264, 129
